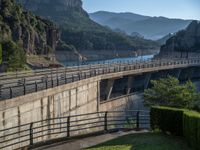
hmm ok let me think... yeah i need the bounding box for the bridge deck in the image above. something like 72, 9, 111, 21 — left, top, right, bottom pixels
0, 58, 200, 100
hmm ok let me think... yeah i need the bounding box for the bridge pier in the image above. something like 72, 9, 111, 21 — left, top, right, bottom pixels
126, 76, 134, 94
144, 73, 152, 89
97, 81, 101, 111
174, 69, 182, 79
105, 79, 115, 100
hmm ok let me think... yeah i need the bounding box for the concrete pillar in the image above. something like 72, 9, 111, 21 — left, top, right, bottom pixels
106, 79, 115, 100
126, 76, 134, 94
174, 69, 182, 79
47, 96, 51, 139
144, 73, 152, 89
97, 81, 100, 112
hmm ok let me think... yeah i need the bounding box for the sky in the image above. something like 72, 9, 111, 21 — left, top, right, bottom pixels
83, 0, 200, 20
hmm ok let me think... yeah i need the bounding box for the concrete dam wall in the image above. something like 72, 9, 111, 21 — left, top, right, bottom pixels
1, 60, 200, 149
0, 79, 99, 130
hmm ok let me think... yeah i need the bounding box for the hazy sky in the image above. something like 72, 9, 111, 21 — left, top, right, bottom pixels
83, 0, 200, 20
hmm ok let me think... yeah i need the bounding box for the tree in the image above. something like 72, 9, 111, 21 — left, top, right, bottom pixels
144, 76, 199, 109
2, 40, 26, 71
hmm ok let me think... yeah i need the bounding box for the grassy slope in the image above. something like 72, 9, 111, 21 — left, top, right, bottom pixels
87, 133, 191, 150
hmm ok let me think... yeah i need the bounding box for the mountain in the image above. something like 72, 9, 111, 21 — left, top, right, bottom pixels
90, 11, 150, 29
90, 11, 192, 40
16, 0, 159, 53
157, 33, 174, 45
0, 0, 59, 71
157, 21, 200, 58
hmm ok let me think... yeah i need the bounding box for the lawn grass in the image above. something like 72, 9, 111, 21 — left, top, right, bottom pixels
87, 132, 191, 150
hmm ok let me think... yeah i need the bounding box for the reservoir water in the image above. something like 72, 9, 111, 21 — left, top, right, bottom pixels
62, 55, 154, 66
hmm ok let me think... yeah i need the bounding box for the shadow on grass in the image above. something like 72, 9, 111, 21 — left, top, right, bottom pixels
87, 132, 191, 150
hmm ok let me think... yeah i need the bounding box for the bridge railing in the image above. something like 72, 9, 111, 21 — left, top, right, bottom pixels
0, 58, 196, 85
0, 58, 190, 80
0, 58, 200, 100
0, 110, 150, 150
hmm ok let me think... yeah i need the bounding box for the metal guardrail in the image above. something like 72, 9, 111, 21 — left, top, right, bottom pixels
0, 58, 189, 80
0, 58, 200, 100
0, 110, 150, 150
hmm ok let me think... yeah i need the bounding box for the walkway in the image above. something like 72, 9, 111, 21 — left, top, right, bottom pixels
34, 130, 149, 150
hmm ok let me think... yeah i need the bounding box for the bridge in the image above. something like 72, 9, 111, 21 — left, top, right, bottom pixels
1, 58, 200, 100
1, 58, 200, 149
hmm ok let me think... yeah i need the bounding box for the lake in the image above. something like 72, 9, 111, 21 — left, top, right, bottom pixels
62, 55, 154, 66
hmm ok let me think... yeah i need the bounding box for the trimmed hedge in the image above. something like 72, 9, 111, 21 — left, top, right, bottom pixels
151, 106, 200, 150
151, 106, 184, 136
183, 112, 200, 150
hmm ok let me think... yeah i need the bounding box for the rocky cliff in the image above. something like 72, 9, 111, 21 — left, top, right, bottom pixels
158, 21, 200, 58
0, 0, 59, 55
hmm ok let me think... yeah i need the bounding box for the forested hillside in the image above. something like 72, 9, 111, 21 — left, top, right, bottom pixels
16, 0, 159, 51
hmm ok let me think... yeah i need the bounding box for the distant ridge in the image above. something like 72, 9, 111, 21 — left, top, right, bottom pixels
90, 11, 192, 40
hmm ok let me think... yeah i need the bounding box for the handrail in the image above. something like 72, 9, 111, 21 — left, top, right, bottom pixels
0, 110, 150, 150
1, 58, 200, 100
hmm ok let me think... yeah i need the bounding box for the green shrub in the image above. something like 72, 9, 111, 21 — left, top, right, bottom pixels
145, 76, 199, 109
150, 106, 184, 136
151, 106, 200, 150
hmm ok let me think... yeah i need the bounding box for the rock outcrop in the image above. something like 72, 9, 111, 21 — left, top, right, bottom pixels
157, 21, 200, 58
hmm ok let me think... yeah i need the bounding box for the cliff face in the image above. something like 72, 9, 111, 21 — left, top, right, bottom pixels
158, 21, 200, 58
0, 0, 59, 55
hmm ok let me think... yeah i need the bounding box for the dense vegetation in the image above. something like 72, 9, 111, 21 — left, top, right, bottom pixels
0, 0, 57, 71
16, 0, 159, 51
61, 27, 158, 51
2, 41, 26, 71
88, 133, 191, 150
151, 106, 200, 150
144, 76, 200, 111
